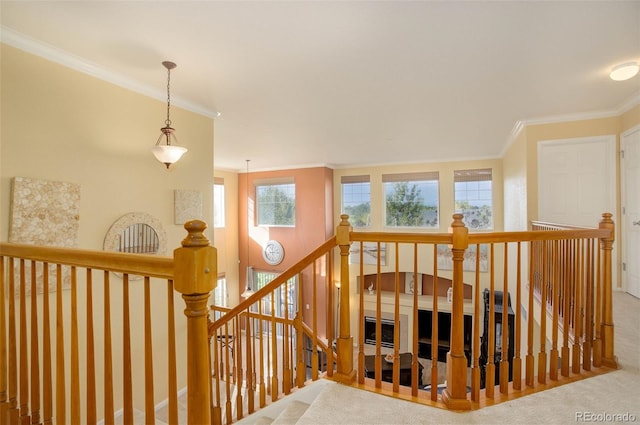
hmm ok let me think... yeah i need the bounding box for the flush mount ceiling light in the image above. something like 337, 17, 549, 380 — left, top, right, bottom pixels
609, 61, 639, 81
152, 61, 188, 168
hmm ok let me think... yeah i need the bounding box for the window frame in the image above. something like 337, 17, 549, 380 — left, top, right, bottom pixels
341, 175, 371, 228
453, 168, 493, 231
213, 177, 225, 228
255, 179, 296, 227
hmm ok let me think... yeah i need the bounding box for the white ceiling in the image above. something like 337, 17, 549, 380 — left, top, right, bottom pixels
1, 1, 639, 172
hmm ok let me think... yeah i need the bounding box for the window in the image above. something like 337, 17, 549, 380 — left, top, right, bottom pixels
256, 181, 295, 226
341, 175, 371, 228
213, 274, 227, 307
213, 177, 225, 228
383, 172, 439, 228
251, 270, 298, 336
454, 168, 493, 230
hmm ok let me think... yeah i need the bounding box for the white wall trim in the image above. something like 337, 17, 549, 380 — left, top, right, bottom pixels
0, 26, 220, 119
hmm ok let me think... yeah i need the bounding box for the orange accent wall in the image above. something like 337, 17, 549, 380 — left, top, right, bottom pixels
238, 166, 334, 338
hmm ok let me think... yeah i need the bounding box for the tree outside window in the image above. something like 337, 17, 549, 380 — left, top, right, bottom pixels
257, 183, 295, 226
383, 172, 439, 228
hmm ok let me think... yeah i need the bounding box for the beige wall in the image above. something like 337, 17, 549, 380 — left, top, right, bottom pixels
0, 44, 215, 418
213, 169, 239, 305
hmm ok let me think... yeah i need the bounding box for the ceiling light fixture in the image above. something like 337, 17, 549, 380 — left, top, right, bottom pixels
609, 61, 639, 81
152, 61, 188, 168
241, 159, 255, 298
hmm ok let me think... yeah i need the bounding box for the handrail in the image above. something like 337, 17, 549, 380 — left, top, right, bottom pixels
0, 243, 174, 279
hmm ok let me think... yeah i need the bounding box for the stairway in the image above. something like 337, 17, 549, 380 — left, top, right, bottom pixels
236, 379, 333, 425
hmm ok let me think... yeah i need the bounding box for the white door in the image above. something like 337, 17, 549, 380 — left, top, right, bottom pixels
538, 136, 617, 284
622, 127, 640, 298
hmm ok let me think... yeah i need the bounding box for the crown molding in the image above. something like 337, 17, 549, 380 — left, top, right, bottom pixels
500, 90, 640, 157
0, 26, 220, 119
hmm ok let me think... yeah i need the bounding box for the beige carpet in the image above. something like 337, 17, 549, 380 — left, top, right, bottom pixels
296, 291, 640, 425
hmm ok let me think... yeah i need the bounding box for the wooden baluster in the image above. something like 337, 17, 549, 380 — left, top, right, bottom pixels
173, 220, 217, 425
311, 262, 318, 381
270, 292, 279, 402
500, 244, 509, 394
224, 324, 232, 425
561, 241, 571, 377
6, 258, 19, 423
326, 254, 334, 381
486, 245, 495, 399
55, 265, 65, 425
471, 244, 482, 400
258, 302, 266, 408
0, 256, 6, 420
512, 243, 523, 391
582, 240, 594, 371
210, 327, 222, 425
538, 241, 548, 384
86, 269, 96, 424
70, 266, 80, 424
235, 315, 244, 420
167, 280, 178, 425
29, 261, 41, 425
357, 241, 365, 385
282, 278, 291, 395
295, 279, 305, 388
430, 247, 439, 402
335, 215, 355, 384
122, 274, 133, 424
410, 243, 419, 397
144, 276, 155, 423
103, 272, 114, 425
19, 259, 29, 425
392, 242, 400, 394
572, 240, 583, 374
525, 242, 535, 387
246, 311, 255, 414
592, 243, 602, 367
550, 242, 560, 381
374, 242, 382, 389
442, 214, 471, 410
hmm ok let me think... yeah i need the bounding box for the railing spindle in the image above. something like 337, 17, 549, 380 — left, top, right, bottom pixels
70, 266, 80, 423
122, 273, 133, 423
19, 259, 29, 425
144, 276, 155, 423
86, 269, 96, 424
30, 261, 40, 424
103, 271, 114, 425
55, 265, 65, 425
167, 280, 178, 425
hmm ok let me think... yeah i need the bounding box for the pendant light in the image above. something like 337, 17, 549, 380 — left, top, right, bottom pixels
241, 159, 255, 298
152, 61, 188, 168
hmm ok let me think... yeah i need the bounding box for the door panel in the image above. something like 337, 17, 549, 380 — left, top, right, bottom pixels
538, 136, 617, 285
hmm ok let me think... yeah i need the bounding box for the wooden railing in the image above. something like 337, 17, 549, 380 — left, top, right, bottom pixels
347, 213, 617, 410
0, 213, 618, 423
207, 238, 337, 424
0, 220, 215, 425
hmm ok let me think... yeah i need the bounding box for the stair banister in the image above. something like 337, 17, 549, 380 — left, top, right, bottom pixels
599, 213, 618, 369
335, 214, 356, 383
174, 220, 217, 425
442, 214, 472, 410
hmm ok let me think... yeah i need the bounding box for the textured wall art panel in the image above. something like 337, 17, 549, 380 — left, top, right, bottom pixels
9, 176, 81, 295
174, 189, 203, 224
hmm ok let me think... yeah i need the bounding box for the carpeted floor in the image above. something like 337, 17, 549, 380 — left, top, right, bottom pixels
296, 290, 640, 425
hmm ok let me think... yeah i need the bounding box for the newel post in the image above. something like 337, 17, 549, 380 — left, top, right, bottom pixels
174, 220, 217, 425
599, 213, 618, 369
334, 215, 356, 383
442, 214, 472, 410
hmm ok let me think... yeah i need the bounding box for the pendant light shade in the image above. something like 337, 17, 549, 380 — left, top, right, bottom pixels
153, 61, 188, 168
